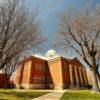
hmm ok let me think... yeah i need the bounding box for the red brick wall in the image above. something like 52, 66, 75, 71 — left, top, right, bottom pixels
45, 62, 53, 88
61, 57, 70, 86
14, 56, 88, 89
29, 57, 46, 84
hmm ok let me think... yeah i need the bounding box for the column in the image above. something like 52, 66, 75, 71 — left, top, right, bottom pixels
75, 67, 80, 88
16, 64, 24, 88
83, 69, 88, 86
79, 68, 84, 87
69, 65, 74, 87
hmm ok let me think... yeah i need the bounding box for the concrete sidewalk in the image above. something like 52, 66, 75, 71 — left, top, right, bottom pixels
32, 90, 66, 100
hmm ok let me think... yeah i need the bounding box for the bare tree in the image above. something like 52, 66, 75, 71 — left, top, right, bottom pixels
56, 1, 100, 92
2, 56, 19, 88
0, 0, 45, 86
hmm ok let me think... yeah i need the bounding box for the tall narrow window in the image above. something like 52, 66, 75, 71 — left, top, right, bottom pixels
33, 75, 37, 83
38, 76, 41, 83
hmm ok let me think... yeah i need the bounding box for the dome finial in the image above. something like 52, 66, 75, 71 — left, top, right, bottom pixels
45, 49, 58, 58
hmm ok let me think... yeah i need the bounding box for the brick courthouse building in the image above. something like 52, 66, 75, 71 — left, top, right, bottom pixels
15, 50, 88, 90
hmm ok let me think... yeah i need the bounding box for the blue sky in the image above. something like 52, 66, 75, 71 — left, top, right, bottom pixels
26, 0, 100, 57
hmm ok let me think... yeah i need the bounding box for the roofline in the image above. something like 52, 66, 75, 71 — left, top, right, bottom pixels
18, 55, 83, 67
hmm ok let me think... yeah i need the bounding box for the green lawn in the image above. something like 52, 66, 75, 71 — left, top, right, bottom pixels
61, 90, 100, 100
0, 89, 50, 100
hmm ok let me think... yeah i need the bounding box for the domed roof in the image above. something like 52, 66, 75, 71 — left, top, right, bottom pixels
45, 49, 58, 58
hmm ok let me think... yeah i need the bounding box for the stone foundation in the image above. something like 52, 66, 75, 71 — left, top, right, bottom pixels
54, 84, 64, 90
16, 84, 45, 89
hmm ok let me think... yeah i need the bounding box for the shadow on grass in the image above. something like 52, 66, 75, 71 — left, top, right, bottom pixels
61, 91, 100, 100
0, 91, 49, 100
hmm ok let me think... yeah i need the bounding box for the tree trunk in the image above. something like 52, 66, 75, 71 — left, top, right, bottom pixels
96, 72, 100, 88
96, 71, 100, 82
91, 69, 100, 92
